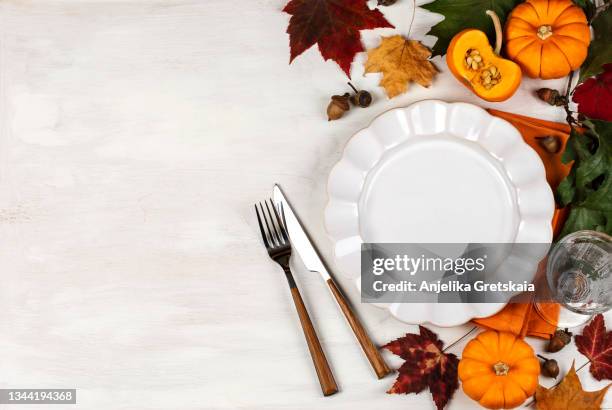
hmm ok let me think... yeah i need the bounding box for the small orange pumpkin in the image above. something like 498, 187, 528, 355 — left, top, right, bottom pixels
505, 0, 590, 79
447, 11, 522, 102
459, 330, 540, 409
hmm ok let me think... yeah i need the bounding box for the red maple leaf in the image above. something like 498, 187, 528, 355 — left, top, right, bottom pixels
573, 64, 612, 121
384, 326, 459, 410
282, 0, 393, 77
575, 313, 612, 380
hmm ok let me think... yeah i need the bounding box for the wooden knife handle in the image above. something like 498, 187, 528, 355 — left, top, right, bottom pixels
290, 286, 338, 396
326, 278, 391, 379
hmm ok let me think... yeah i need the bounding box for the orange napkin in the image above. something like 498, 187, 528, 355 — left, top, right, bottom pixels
488, 109, 572, 238
472, 109, 571, 339
474, 299, 559, 339
473, 263, 560, 339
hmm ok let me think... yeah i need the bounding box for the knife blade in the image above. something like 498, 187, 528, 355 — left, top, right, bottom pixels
272, 185, 330, 281
272, 184, 390, 379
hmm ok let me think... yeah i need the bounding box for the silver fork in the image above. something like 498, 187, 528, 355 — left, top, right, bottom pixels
255, 199, 338, 396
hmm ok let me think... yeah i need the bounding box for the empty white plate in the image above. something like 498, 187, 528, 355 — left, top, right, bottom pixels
324, 100, 554, 326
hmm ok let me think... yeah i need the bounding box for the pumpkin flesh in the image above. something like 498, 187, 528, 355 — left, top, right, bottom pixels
447, 29, 521, 102
505, 0, 590, 79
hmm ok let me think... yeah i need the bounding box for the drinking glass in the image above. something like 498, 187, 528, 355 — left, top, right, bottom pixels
536, 230, 611, 328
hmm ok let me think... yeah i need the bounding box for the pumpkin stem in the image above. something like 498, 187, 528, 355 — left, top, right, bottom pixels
486, 10, 503, 55
493, 361, 510, 376
537, 25, 553, 40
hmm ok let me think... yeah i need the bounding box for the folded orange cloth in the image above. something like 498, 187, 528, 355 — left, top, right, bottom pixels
472, 109, 570, 339
474, 299, 559, 339
488, 109, 572, 238
474, 263, 560, 339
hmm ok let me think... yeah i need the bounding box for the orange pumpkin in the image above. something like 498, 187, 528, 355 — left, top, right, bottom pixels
447, 11, 522, 102
505, 0, 590, 79
459, 330, 540, 409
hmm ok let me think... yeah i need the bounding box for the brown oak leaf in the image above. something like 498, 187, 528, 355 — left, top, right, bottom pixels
575, 313, 612, 380
365, 35, 437, 98
535, 361, 610, 410
283, 0, 393, 77
384, 326, 459, 410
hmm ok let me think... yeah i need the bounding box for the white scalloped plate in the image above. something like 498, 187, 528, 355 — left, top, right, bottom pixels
324, 100, 554, 326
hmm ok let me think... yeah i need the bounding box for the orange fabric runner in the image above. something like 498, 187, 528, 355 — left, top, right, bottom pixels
472, 109, 571, 339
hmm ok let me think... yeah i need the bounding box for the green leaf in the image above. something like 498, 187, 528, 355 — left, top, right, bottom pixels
561, 130, 578, 164
560, 207, 610, 238
575, 128, 610, 193
556, 120, 612, 237
582, 174, 612, 211
557, 168, 576, 207
421, 0, 521, 57
579, 6, 612, 81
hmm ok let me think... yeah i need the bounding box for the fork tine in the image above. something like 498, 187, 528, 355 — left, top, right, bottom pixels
270, 198, 289, 243
260, 201, 278, 247
264, 200, 282, 246
254, 203, 270, 248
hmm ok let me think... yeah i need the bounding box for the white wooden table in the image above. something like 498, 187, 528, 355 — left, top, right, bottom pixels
0, 1, 609, 409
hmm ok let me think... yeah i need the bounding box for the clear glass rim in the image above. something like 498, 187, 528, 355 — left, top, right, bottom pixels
547, 229, 612, 275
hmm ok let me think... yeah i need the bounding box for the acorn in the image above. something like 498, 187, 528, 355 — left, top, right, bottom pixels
377, 0, 398, 5
536, 88, 567, 107
547, 328, 572, 353
536, 136, 561, 154
348, 82, 373, 108
547, 336, 565, 353
537, 355, 559, 378
327, 93, 350, 121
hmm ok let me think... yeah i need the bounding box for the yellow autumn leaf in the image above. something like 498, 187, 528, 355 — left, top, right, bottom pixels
365, 35, 437, 98
535, 362, 610, 410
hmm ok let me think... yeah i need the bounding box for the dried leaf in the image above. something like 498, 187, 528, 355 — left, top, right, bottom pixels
282, 0, 393, 77
384, 326, 459, 410
365, 36, 437, 98
535, 362, 610, 410
573, 64, 612, 121
575, 314, 612, 380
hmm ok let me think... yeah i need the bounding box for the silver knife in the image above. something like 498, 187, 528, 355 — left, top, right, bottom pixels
273, 184, 390, 379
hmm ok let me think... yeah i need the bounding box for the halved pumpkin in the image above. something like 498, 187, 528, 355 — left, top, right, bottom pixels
447, 11, 522, 102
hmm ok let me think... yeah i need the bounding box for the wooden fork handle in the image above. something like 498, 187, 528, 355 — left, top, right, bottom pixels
289, 286, 338, 396
326, 279, 391, 379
